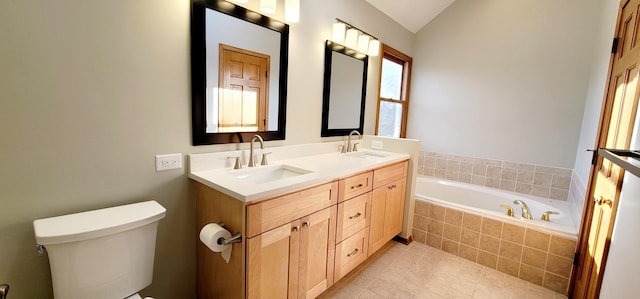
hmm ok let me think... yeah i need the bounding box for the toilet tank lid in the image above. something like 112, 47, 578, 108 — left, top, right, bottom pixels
33, 200, 166, 245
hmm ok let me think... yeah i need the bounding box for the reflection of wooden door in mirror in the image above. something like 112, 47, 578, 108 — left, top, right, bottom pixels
219, 44, 270, 132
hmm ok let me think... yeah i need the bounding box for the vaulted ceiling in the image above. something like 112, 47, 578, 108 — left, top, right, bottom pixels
365, 0, 457, 33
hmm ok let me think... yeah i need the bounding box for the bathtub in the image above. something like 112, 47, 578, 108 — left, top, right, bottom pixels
414, 176, 578, 239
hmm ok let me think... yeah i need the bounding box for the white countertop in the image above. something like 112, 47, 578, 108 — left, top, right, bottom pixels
189, 149, 409, 202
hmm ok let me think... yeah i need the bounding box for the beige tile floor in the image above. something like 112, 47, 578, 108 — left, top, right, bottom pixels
320, 241, 568, 299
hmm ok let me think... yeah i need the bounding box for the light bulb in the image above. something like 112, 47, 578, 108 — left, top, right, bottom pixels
357, 34, 370, 53
368, 39, 380, 56
285, 0, 300, 23
332, 23, 346, 44
260, 0, 276, 14
345, 28, 359, 49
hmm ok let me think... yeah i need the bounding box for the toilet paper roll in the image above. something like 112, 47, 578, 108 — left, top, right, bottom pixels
199, 223, 232, 263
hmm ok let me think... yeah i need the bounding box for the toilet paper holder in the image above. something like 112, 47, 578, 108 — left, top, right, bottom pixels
216, 222, 243, 245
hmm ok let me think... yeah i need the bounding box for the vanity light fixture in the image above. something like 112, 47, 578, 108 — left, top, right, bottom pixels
260, 0, 277, 14
331, 18, 380, 56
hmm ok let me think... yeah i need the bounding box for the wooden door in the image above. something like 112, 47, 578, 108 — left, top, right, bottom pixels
247, 220, 300, 299
219, 44, 269, 132
571, 0, 640, 297
297, 207, 336, 299
383, 179, 406, 241
368, 186, 387, 256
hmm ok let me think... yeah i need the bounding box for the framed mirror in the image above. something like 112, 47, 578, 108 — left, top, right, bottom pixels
191, 0, 289, 145
321, 41, 368, 137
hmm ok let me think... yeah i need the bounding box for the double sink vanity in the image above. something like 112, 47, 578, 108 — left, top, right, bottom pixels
188, 0, 409, 296
189, 142, 409, 298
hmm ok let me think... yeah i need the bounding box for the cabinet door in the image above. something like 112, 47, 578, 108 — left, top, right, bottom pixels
247, 220, 300, 299
368, 178, 406, 256
368, 186, 387, 256
298, 207, 336, 299
383, 179, 406, 241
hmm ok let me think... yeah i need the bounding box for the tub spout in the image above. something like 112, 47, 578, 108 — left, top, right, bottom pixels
513, 200, 532, 220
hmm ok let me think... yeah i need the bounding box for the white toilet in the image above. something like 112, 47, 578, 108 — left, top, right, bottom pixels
33, 200, 166, 299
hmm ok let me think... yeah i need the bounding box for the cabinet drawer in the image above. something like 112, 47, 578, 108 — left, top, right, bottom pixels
336, 192, 371, 243
338, 171, 373, 202
334, 228, 369, 281
373, 161, 408, 189
246, 181, 338, 238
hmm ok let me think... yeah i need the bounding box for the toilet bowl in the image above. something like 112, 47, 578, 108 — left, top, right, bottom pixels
34, 200, 166, 299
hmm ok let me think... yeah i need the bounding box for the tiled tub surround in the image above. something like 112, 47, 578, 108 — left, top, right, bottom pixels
417, 152, 573, 201
415, 176, 577, 235
413, 199, 577, 294
567, 171, 588, 229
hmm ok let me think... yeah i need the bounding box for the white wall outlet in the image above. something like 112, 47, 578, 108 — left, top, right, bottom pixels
371, 140, 383, 150
156, 153, 183, 171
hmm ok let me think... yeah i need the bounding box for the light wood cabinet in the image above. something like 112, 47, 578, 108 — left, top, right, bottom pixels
336, 192, 371, 242
298, 207, 336, 298
335, 170, 373, 282
247, 220, 299, 299
334, 227, 369, 281
195, 159, 408, 299
247, 207, 336, 299
338, 171, 373, 202
369, 162, 408, 256
247, 182, 337, 238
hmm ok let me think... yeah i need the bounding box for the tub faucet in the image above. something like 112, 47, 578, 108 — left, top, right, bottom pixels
347, 130, 362, 152
513, 200, 532, 220
248, 134, 264, 167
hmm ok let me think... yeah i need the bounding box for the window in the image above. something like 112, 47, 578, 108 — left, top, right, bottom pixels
375, 44, 412, 138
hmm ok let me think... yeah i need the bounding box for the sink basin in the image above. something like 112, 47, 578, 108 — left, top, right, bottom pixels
344, 151, 390, 160
229, 164, 313, 184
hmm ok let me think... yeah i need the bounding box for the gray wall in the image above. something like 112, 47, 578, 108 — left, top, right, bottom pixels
0, 0, 412, 298
572, 0, 619, 186
407, 0, 601, 168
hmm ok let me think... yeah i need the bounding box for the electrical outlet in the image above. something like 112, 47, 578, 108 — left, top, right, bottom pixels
371, 140, 383, 150
156, 153, 183, 171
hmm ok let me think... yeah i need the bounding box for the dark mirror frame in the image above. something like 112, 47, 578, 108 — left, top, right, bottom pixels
191, 0, 289, 145
321, 41, 368, 137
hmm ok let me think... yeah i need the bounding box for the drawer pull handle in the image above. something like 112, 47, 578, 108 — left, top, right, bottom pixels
303, 221, 311, 227
388, 184, 397, 190
347, 248, 359, 257
292, 226, 300, 232
349, 212, 362, 219
350, 183, 364, 190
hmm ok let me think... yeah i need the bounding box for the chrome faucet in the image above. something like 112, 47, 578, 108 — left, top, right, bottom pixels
248, 135, 264, 167
513, 200, 532, 220
347, 130, 362, 152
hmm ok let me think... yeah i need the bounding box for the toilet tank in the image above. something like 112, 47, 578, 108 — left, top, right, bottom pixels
33, 201, 166, 299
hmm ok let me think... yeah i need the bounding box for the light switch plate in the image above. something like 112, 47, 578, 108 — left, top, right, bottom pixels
371, 140, 383, 150
156, 153, 183, 171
